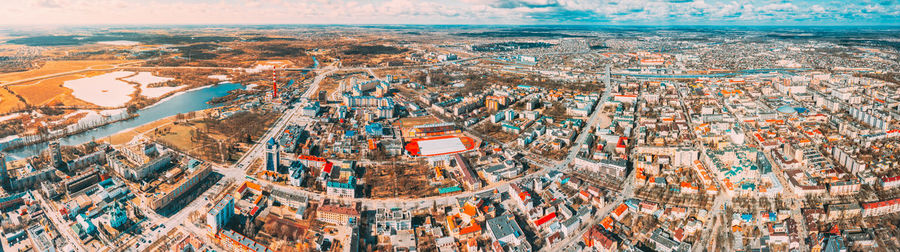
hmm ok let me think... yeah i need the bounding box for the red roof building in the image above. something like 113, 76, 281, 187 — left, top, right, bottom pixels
534, 212, 557, 226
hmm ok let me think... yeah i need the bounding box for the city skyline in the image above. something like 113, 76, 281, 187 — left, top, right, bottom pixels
2, 0, 900, 26
1, 1, 900, 251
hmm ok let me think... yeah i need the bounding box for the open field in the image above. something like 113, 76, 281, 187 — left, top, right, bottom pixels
0, 60, 138, 83
153, 121, 209, 152
7, 73, 99, 107
364, 162, 440, 199
392, 115, 442, 128
0, 88, 25, 114
105, 115, 177, 145
315, 77, 340, 99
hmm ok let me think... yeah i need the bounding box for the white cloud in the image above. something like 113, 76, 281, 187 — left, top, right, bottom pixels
0, 0, 897, 25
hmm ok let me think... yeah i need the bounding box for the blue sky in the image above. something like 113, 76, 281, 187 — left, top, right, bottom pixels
1, 0, 898, 25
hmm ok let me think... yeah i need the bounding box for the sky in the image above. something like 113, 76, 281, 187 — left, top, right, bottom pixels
1, 0, 899, 26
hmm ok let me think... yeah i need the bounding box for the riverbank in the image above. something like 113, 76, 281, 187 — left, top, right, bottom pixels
0, 112, 137, 151
104, 115, 177, 145
2, 83, 243, 160
141, 82, 228, 110
105, 108, 215, 145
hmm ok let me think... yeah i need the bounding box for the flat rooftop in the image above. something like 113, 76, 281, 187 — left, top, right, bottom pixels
405, 135, 476, 157
418, 137, 465, 156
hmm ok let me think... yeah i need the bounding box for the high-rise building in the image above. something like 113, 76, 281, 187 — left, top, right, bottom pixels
486, 99, 500, 111
0, 152, 7, 187
265, 138, 281, 173
49, 141, 63, 168
207, 195, 235, 234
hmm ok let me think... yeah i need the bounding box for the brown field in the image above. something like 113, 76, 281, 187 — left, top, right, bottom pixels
365, 162, 440, 199
0, 60, 137, 83
315, 77, 340, 99
393, 115, 442, 128
374, 69, 405, 78
153, 122, 207, 150
7, 72, 101, 107
0, 88, 25, 114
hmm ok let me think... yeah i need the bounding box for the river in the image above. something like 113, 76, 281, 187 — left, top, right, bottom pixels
4, 83, 244, 160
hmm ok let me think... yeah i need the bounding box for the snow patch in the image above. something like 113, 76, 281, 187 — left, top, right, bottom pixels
208, 75, 229, 81
0, 112, 25, 123
123, 72, 185, 98
63, 71, 135, 107
244, 64, 275, 74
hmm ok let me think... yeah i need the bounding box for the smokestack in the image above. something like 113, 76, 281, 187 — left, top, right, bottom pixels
272, 67, 278, 99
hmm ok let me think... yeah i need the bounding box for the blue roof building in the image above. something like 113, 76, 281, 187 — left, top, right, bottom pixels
365, 123, 385, 136
265, 138, 281, 173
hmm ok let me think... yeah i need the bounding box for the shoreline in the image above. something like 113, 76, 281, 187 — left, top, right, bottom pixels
112, 82, 237, 137
142, 83, 221, 110
3, 82, 242, 157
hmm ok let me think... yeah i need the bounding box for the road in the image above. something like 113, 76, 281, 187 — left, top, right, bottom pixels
232, 66, 337, 170
108, 58, 624, 251
125, 64, 342, 251
553, 173, 635, 251
564, 73, 616, 165
0, 61, 144, 86
667, 80, 735, 252
133, 173, 230, 252
224, 64, 616, 210
34, 192, 88, 252
536, 69, 625, 251
0, 55, 479, 87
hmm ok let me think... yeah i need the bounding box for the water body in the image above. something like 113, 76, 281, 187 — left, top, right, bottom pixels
4, 83, 243, 160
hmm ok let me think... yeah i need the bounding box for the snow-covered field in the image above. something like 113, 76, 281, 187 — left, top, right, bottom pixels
63, 108, 127, 126
123, 72, 184, 98
209, 74, 228, 80
0, 112, 24, 123
64, 71, 135, 107
244, 64, 275, 73
208, 75, 229, 81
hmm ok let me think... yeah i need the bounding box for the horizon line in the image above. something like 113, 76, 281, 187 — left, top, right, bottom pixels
3, 23, 900, 28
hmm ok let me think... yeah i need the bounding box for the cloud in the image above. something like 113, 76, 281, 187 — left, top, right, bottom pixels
490, 0, 560, 9
0, 0, 898, 25
528, 8, 606, 22
32, 0, 64, 8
